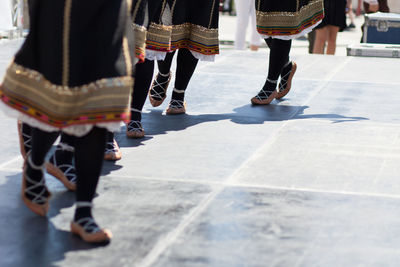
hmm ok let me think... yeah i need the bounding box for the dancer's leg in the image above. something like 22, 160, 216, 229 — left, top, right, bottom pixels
127, 59, 154, 138
252, 38, 292, 104
46, 133, 77, 191
23, 127, 58, 215
149, 51, 176, 105
167, 49, 199, 114
72, 127, 112, 242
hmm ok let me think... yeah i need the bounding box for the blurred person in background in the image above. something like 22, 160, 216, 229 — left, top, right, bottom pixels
234, 0, 263, 51
313, 0, 347, 55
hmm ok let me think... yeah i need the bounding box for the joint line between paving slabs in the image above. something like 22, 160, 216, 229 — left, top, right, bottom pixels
137, 57, 352, 266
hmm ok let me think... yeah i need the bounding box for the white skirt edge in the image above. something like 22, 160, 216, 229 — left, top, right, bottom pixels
145, 49, 216, 62
259, 20, 322, 41
0, 101, 123, 137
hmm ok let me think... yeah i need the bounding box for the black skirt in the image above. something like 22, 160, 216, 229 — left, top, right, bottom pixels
256, 0, 325, 40
316, 0, 346, 29
0, 0, 134, 134
146, 0, 220, 58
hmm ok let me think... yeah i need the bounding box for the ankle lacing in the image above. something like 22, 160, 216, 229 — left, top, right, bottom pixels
127, 120, 143, 133
25, 156, 47, 204
168, 99, 185, 109
105, 140, 119, 154
255, 79, 277, 100
74, 202, 100, 233
49, 143, 77, 184
279, 62, 293, 93
150, 71, 171, 101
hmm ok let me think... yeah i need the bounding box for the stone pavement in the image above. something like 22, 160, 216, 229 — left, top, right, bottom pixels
0, 25, 400, 267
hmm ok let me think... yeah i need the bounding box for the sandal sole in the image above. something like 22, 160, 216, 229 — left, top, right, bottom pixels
70, 221, 112, 243
251, 90, 278, 105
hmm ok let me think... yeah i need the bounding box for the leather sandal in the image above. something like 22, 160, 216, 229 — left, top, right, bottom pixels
251, 89, 278, 105
22, 156, 51, 216
126, 120, 145, 139
46, 142, 77, 191
104, 139, 122, 161
276, 61, 297, 100
166, 99, 186, 115
149, 71, 172, 107
71, 202, 112, 243
17, 121, 31, 160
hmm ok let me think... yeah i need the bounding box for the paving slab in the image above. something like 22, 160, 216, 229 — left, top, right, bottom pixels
0, 37, 399, 267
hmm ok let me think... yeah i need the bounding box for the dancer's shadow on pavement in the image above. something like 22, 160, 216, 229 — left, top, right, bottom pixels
0, 173, 108, 267
118, 104, 368, 142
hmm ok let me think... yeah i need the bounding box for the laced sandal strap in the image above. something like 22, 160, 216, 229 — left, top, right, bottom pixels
27, 155, 45, 171
173, 88, 185, 94
150, 72, 171, 98
127, 120, 143, 133
168, 99, 185, 109
74, 217, 101, 233
256, 79, 277, 100
130, 108, 142, 114
76, 201, 93, 208
105, 140, 119, 154
22, 132, 32, 149
25, 157, 48, 204
57, 142, 75, 152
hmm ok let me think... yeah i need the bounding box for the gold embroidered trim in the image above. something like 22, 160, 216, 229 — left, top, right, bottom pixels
133, 24, 147, 53
146, 22, 172, 49
256, 0, 324, 27
171, 23, 219, 46
62, 0, 73, 86
1, 62, 133, 119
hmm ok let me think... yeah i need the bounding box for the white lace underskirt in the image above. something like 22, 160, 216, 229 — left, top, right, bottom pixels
145, 49, 216, 62
259, 20, 322, 40
0, 101, 122, 137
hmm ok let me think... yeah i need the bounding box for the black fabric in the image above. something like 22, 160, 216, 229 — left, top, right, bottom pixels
157, 51, 176, 75
75, 127, 107, 203
150, 0, 219, 29
316, 0, 346, 29
155, 49, 199, 102
132, 0, 148, 25
14, 0, 133, 86
257, 0, 316, 13
171, 0, 219, 29
131, 59, 155, 121
265, 38, 292, 81
21, 123, 32, 155
60, 133, 76, 146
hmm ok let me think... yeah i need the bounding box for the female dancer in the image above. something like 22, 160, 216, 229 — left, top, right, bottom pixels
148, 0, 220, 115
1, 0, 134, 243
251, 0, 324, 105
124, 0, 220, 138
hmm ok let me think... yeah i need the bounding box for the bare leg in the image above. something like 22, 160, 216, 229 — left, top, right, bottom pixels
313, 27, 328, 54
326, 25, 339, 55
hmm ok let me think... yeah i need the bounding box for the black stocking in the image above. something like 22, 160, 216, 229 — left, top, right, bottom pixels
172, 48, 199, 102
74, 127, 107, 221
25, 127, 59, 202
257, 38, 292, 98
130, 59, 155, 122
150, 51, 176, 101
